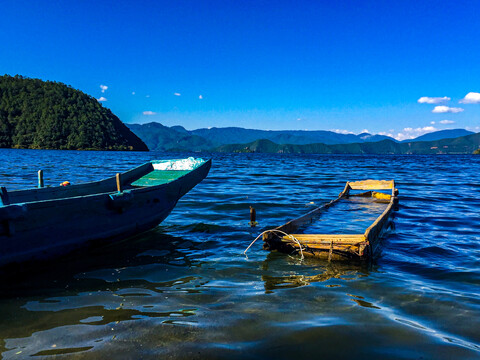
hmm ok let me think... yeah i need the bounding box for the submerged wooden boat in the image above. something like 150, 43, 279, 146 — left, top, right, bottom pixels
263, 180, 398, 260
0, 158, 211, 267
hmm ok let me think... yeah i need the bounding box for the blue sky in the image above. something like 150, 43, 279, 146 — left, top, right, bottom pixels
1, 0, 480, 139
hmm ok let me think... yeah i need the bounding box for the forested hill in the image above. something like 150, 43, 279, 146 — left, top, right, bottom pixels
0, 75, 148, 151
216, 133, 480, 154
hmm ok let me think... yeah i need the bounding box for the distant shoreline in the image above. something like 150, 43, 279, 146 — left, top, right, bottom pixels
128, 122, 480, 155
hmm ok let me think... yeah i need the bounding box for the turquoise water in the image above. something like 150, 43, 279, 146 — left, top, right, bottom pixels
0, 149, 479, 359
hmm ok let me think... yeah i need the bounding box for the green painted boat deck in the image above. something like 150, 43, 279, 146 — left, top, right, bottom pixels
131, 170, 191, 187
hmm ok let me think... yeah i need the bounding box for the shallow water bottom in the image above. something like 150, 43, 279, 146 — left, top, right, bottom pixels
302, 196, 389, 234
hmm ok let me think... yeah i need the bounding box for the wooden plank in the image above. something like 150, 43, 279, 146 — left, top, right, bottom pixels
285, 241, 362, 252
116, 173, 122, 192
364, 201, 394, 242
348, 180, 394, 190
284, 234, 365, 240
286, 234, 365, 238
282, 234, 365, 245
282, 240, 365, 247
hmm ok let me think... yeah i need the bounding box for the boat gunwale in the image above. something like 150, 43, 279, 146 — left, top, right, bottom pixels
2, 159, 212, 207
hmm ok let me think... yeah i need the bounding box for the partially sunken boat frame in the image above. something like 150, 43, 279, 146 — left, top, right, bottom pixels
263, 180, 398, 260
0, 158, 211, 267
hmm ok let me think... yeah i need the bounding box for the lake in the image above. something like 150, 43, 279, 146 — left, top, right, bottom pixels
0, 149, 479, 359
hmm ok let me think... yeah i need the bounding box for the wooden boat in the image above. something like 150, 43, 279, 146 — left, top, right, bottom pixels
0, 158, 211, 267
262, 180, 398, 260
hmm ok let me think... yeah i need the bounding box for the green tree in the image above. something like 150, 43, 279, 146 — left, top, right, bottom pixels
0, 75, 148, 151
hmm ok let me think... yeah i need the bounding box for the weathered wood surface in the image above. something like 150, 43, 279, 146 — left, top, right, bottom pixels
116, 173, 122, 193
263, 179, 398, 260
348, 180, 394, 190
282, 234, 366, 244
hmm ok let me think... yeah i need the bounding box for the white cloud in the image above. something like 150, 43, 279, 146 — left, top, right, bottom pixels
459, 92, 480, 104
466, 126, 480, 132
439, 120, 455, 124
331, 129, 354, 134
418, 96, 450, 104
430, 121, 435, 124
143, 111, 156, 115
100, 85, 108, 93
395, 126, 437, 141
174, 92, 181, 96
199, 95, 203, 100
361, 129, 369, 133
378, 131, 395, 138
97, 97, 107, 102
432, 106, 464, 113
132, 92, 136, 95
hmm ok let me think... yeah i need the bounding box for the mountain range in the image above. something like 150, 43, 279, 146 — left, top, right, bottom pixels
216, 133, 480, 154
128, 122, 476, 154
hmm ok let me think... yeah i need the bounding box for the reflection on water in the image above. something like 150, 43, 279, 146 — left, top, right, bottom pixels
0, 150, 480, 358
261, 254, 370, 292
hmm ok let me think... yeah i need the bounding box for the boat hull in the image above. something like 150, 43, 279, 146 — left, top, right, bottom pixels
0, 159, 211, 267
263, 180, 398, 261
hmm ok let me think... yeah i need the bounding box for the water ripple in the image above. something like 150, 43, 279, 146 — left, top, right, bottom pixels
0, 150, 479, 358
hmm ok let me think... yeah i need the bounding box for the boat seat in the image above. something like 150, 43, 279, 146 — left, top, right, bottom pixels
131, 170, 191, 187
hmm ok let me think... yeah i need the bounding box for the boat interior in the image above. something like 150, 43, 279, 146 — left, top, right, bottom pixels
1, 158, 207, 206
261, 180, 398, 259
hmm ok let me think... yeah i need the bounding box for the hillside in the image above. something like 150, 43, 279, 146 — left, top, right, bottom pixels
129, 122, 479, 154
190, 127, 394, 145
127, 122, 213, 151
0, 75, 148, 151
129, 122, 401, 151
216, 133, 480, 154
403, 129, 473, 142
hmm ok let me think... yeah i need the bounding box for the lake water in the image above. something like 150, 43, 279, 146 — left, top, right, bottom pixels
0, 149, 479, 359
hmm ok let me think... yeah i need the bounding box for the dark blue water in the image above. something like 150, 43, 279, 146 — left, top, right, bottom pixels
0, 149, 479, 359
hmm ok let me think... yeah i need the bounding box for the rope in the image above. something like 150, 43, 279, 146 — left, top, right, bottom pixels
244, 229, 305, 260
